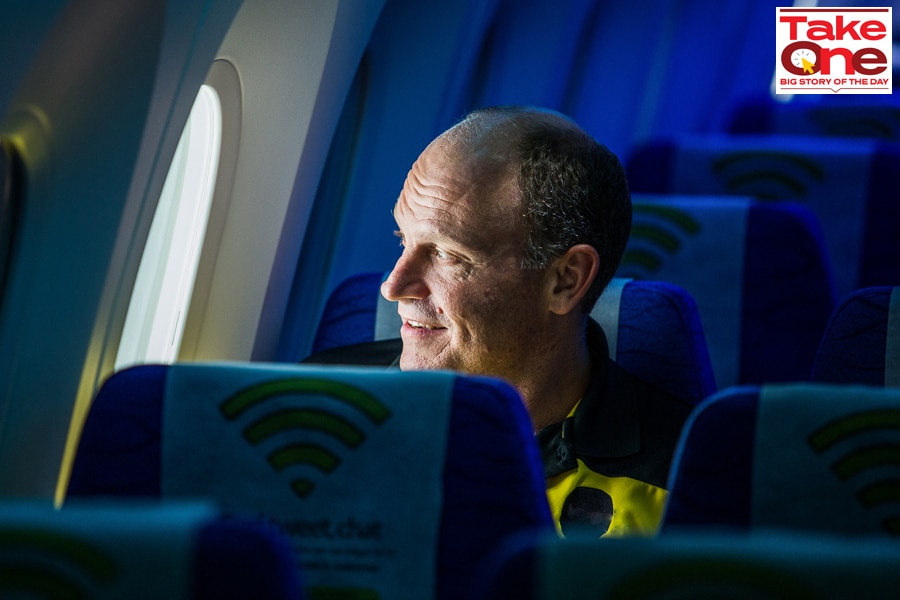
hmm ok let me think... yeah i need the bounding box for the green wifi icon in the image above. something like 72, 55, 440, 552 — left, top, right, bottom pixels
0, 527, 118, 599
619, 203, 701, 278
712, 150, 825, 200
808, 408, 900, 535
219, 378, 392, 499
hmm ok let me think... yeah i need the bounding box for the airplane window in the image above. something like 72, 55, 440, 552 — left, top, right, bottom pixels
115, 85, 222, 370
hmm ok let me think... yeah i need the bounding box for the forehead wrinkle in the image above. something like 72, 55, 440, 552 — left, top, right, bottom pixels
395, 157, 477, 228
409, 154, 457, 192
393, 136, 528, 258
409, 152, 480, 209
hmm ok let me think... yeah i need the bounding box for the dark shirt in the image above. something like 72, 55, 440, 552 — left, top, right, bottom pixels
303, 338, 403, 368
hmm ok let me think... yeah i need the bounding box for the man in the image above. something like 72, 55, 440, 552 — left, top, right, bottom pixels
306, 106, 692, 537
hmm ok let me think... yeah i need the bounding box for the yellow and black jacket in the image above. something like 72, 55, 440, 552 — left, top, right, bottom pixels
536, 321, 693, 537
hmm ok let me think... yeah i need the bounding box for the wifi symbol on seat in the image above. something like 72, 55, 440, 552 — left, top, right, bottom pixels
712, 150, 825, 200
219, 378, 392, 499
619, 203, 701, 278
808, 408, 900, 536
0, 526, 119, 599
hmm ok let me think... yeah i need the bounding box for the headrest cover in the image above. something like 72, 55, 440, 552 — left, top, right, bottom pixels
671, 135, 873, 295
753, 383, 900, 536
533, 530, 900, 598
375, 272, 402, 341
590, 277, 630, 360
623, 195, 749, 388
162, 362, 455, 599
885, 288, 900, 388
0, 501, 215, 600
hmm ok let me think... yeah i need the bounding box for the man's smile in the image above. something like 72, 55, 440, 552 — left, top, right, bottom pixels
406, 319, 444, 330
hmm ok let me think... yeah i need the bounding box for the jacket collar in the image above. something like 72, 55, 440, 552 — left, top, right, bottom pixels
573, 319, 641, 457
537, 320, 642, 477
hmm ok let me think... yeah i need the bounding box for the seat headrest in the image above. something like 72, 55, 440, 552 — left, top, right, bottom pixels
163, 362, 456, 599
753, 383, 900, 535
0, 500, 300, 600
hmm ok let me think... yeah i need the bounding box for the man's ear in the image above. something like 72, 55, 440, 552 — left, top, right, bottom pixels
547, 244, 600, 315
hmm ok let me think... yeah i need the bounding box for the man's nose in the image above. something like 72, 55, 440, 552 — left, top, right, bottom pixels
381, 252, 428, 301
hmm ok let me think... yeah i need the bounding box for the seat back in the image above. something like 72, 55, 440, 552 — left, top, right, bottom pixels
476, 529, 900, 600
620, 195, 836, 388
68, 363, 553, 600
812, 286, 900, 388
663, 383, 900, 536
0, 500, 300, 600
312, 273, 716, 405
729, 95, 900, 141
626, 135, 900, 297
311, 271, 396, 354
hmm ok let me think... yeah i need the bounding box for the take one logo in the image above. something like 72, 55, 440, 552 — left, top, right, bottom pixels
808, 408, 900, 536
0, 527, 119, 599
775, 7, 892, 95
219, 378, 392, 499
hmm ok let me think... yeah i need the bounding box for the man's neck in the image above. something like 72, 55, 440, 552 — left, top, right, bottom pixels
516, 327, 593, 433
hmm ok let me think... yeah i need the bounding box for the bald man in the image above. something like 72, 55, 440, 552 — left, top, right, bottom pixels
306, 106, 692, 537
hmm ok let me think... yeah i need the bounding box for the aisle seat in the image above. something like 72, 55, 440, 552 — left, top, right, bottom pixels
620, 196, 835, 387
626, 135, 900, 297
662, 382, 900, 537
812, 286, 900, 388
67, 362, 553, 600
0, 500, 300, 600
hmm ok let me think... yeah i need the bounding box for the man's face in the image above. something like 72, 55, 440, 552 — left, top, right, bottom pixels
380, 137, 550, 379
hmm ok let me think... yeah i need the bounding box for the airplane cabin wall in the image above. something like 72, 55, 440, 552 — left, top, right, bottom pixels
0, 0, 241, 498
195, 0, 386, 365
0, 0, 169, 498
0, 1, 69, 116
0, 0, 387, 500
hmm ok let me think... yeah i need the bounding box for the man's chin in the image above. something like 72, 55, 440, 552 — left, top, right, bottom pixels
398, 350, 453, 373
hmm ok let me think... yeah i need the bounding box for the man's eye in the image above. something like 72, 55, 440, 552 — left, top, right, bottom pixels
433, 247, 450, 260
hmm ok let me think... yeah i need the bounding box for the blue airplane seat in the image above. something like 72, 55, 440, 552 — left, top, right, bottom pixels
621, 196, 836, 389
67, 362, 553, 600
311, 271, 389, 355
193, 514, 302, 600
812, 286, 900, 388
625, 135, 900, 297
0, 501, 300, 600
473, 528, 900, 600
662, 383, 900, 537
312, 273, 717, 406
729, 94, 900, 140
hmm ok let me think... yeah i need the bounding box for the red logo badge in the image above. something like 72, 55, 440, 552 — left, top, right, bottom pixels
776, 7, 892, 94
